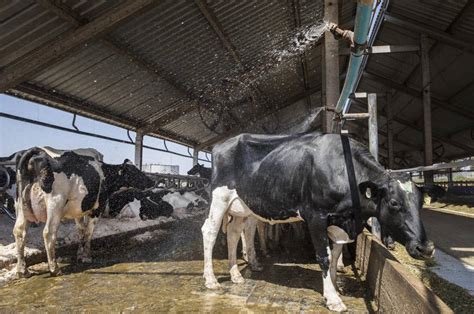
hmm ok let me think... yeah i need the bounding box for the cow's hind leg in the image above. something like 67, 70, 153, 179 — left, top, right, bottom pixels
256, 221, 268, 257
304, 211, 346, 312
202, 187, 231, 289
227, 216, 246, 283
43, 203, 64, 276
13, 203, 30, 278
75, 217, 86, 261
76, 216, 98, 263
242, 217, 263, 271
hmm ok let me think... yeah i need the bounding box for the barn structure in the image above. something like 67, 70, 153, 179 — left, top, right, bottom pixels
1, 0, 474, 311
1, 0, 473, 175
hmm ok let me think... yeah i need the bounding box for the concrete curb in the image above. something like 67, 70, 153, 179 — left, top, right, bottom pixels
0, 212, 205, 271
356, 230, 453, 313
425, 207, 474, 219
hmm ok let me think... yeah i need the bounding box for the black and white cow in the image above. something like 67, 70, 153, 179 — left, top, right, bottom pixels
187, 163, 212, 179
202, 132, 434, 312
14, 147, 154, 277
107, 188, 173, 220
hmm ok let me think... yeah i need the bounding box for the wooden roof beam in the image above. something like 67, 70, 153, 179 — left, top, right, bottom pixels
194, 0, 242, 65
363, 71, 474, 121
384, 13, 474, 54
36, 0, 195, 136
0, 0, 156, 92
352, 98, 474, 154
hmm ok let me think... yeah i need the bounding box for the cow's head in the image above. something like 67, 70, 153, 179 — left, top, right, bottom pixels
359, 174, 434, 259
118, 159, 154, 190
187, 164, 204, 176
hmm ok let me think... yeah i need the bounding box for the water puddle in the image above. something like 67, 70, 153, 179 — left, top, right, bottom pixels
0, 216, 371, 312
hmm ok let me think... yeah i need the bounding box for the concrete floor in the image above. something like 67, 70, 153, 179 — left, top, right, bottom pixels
421, 208, 474, 266
0, 215, 371, 312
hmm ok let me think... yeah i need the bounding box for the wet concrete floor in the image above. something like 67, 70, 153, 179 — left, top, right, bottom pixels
0, 215, 372, 312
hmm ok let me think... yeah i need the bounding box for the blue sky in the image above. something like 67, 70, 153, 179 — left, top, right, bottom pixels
0, 94, 211, 174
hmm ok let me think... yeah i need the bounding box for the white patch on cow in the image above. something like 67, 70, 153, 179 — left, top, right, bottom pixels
88, 160, 105, 181
41, 146, 103, 161
327, 225, 354, 244
117, 198, 141, 219
162, 191, 206, 209
54, 172, 90, 219
397, 180, 413, 194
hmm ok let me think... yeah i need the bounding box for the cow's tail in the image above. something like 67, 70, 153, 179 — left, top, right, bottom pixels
221, 214, 233, 234
17, 148, 54, 202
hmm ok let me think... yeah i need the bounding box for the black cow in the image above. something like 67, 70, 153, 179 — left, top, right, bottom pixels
187, 163, 212, 180
14, 148, 154, 277
202, 132, 434, 312
107, 188, 173, 220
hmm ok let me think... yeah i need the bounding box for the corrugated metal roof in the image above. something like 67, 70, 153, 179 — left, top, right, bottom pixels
0, 0, 473, 167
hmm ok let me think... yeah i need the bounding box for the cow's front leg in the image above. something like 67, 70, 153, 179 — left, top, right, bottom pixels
304, 211, 346, 312
43, 203, 64, 276
227, 216, 246, 283
202, 187, 231, 289
13, 203, 30, 278
242, 217, 263, 271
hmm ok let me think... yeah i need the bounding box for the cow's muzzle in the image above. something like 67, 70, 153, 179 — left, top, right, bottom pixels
406, 240, 435, 259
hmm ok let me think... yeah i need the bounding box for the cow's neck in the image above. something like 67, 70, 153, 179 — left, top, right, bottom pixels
100, 163, 123, 194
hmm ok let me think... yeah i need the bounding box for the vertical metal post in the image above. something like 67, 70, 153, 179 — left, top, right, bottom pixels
421, 34, 434, 184
134, 131, 143, 170
367, 93, 381, 239
192, 147, 199, 166
368, 93, 378, 162
447, 168, 453, 189
322, 0, 339, 132
385, 94, 394, 169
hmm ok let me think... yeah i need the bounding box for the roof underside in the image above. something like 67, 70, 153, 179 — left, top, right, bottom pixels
1, 0, 473, 168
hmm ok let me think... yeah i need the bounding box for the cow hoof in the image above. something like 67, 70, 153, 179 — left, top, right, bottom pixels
250, 263, 263, 272
231, 274, 245, 284
336, 266, 346, 273
78, 256, 92, 264
50, 269, 62, 277
16, 269, 31, 279
204, 279, 221, 290
327, 300, 347, 312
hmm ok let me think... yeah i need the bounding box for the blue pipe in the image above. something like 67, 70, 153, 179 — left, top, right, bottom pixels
333, 0, 374, 131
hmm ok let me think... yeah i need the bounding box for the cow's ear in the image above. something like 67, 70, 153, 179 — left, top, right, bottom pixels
358, 181, 380, 199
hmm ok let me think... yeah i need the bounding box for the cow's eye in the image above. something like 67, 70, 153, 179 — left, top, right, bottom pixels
389, 199, 399, 208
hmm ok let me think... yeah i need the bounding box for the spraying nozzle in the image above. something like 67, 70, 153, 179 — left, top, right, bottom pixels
328, 22, 354, 47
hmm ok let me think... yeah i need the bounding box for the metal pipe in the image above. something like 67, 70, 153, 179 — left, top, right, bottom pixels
134, 131, 144, 170
421, 34, 434, 184
0, 112, 210, 163
332, 0, 374, 132
342, 113, 370, 119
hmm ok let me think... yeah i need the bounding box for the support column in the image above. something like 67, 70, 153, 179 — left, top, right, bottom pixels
368, 93, 381, 240
447, 168, 453, 189
134, 131, 144, 170
192, 147, 199, 166
421, 34, 434, 184
368, 93, 378, 162
385, 94, 394, 169
322, 0, 339, 132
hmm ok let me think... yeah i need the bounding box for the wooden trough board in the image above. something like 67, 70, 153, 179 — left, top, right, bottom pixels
356, 230, 452, 313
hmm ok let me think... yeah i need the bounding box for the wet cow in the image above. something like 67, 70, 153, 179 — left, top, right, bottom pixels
14, 147, 154, 277
201, 132, 434, 312
107, 188, 174, 220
